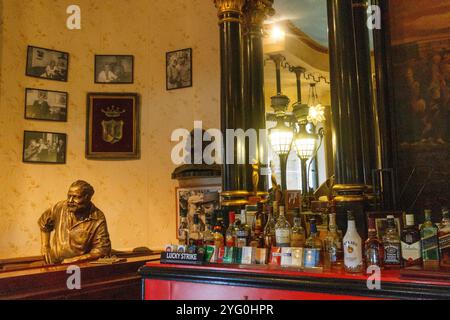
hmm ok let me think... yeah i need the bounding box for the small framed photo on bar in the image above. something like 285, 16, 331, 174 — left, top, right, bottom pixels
24, 88, 68, 122
26, 46, 69, 82
23, 131, 67, 164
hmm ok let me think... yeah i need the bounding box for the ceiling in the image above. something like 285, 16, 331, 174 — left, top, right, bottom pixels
268, 0, 329, 47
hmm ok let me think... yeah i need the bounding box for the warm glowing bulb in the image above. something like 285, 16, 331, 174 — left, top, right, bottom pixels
270, 26, 285, 42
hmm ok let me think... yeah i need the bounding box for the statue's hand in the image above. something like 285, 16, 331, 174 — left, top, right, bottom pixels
62, 257, 78, 264
41, 245, 52, 265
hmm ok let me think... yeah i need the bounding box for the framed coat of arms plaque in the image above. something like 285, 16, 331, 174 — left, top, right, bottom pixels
86, 92, 140, 159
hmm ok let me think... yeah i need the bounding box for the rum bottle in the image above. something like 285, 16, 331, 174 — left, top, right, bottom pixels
438, 207, 450, 268
421, 209, 440, 269
401, 213, 422, 267
365, 217, 383, 268
383, 215, 401, 268
324, 212, 343, 269
343, 211, 363, 273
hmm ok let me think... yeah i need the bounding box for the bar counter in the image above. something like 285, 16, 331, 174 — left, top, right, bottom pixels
0, 254, 160, 300
139, 262, 450, 300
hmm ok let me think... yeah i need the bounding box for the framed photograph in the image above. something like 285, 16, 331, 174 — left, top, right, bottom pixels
86, 92, 140, 159
23, 131, 67, 164
24, 88, 68, 122
26, 46, 68, 82
367, 211, 403, 240
95, 55, 134, 84
175, 186, 221, 239
166, 48, 192, 90
285, 190, 301, 211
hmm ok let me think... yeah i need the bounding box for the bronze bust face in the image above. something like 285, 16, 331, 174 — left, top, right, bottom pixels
38, 180, 112, 265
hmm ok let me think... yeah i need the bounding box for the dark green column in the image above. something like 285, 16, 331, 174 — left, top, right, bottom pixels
214, 0, 247, 192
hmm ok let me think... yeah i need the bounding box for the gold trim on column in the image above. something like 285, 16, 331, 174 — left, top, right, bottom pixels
221, 190, 251, 197
243, 0, 275, 28
214, 0, 245, 15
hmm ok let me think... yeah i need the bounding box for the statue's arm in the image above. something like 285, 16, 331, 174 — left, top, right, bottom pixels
38, 207, 56, 264
40, 230, 52, 264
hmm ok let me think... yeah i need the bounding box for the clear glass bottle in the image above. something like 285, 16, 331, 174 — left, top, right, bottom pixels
382, 215, 401, 268
203, 214, 214, 246
236, 209, 250, 248
365, 217, 383, 268
264, 206, 276, 249
177, 209, 189, 245
213, 212, 225, 247
275, 206, 291, 247
225, 211, 236, 247
324, 212, 343, 269
421, 209, 440, 269
401, 213, 422, 267
304, 218, 322, 267
438, 207, 450, 268
290, 209, 305, 247
343, 211, 363, 273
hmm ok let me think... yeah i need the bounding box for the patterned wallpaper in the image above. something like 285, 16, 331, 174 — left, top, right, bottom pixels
0, 0, 220, 259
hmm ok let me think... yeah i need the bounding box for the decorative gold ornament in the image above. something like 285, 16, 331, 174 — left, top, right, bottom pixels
213, 0, 246, 15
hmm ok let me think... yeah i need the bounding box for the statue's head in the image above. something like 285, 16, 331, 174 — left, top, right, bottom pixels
67, 180, 95, 214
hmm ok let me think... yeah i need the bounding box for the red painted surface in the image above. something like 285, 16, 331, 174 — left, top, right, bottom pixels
144, 279, 382, 300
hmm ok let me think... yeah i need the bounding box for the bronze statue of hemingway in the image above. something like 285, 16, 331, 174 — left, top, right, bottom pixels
38, 180, 111, 264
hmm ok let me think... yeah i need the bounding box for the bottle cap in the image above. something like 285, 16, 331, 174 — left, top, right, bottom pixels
368, 217, 376, 230
347, 210, 355, 220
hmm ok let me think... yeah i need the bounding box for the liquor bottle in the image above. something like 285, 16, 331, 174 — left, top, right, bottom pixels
188, 214, 202, 253
382, 215, 401, 268
324, 212, 343, 269
275, 206, 291, 247
290, 209, 305, 247
365, 217, 383, 268
304, 218, 322, 267
236, 209, 250, 248
225, 211, 236, 247
214, 211, 226, 237
213, 214, 225, 247
343, 211, 363, 273
420, 209, 440, 269
178, 209, 189, 245
438, 207, 450, 268
401, 213, 422, 267
264, 206, 276, 249
203, 214, 215, 246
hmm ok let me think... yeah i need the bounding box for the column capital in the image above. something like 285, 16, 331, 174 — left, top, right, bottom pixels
213, 0, 246, 15
243, 0, 275, 27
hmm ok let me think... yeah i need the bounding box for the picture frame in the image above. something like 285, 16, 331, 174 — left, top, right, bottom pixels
26, 46, 69, 82
23, 130, 67, 164
366, 211, 404, 240
285, 190, 301, 211
94, 55, 134, 84
24, 88, 68, 122
175, 185, 221, 239
166, 48, 192, 90
86, 92, 140, 159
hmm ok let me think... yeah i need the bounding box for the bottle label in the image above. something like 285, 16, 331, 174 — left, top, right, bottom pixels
303, 248, 320, 267
343, 240, 362, 268
421, 234, 440, 261
401, 241, 421, 261
439, 233, 450, 250
384, 244, 401, 264
225, 235, 235, 247
275, 229, 290, 246
366, 247, 380, 266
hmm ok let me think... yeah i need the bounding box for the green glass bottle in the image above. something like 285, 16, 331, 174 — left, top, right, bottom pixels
420, 210, 440, 269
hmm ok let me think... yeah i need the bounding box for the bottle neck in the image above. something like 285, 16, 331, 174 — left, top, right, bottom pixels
347, 220, 356, 231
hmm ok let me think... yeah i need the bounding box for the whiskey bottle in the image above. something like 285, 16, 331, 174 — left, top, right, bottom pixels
324, 212, 343, 269
304, 218, 322, 267
421, 209, 440, 269
236, 209, 250, 248
438, 207, 450, 268
225, 211, 236, 247
365, 217, 383, 268
178, 209, 189, 245
383, 215, 401, 268
275, 206, 291, 247
343, 211, 363, 273
290, 209, 306, 247
264, 206, 276, 249
401, 213, 422, 267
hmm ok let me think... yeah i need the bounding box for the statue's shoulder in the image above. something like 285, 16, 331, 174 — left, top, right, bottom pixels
91, 204, 106, 220
52, 200, 67, 211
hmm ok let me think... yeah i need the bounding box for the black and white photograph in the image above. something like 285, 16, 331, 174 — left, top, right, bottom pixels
175, 186, 221, 238
23, 131, 67, 164
166, 48, 192, 90
95, 55, 134, 84
26, 46, 69, 81
24, 88, 68, 122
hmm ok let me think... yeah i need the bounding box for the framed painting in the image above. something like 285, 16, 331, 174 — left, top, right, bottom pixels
175, 185, 221, 239
86, 92, 140, 159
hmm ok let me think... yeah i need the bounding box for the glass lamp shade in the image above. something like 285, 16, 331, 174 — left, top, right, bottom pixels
307, 103, 326, 126
294, 132, 316, 160
269, 121, 293, 155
